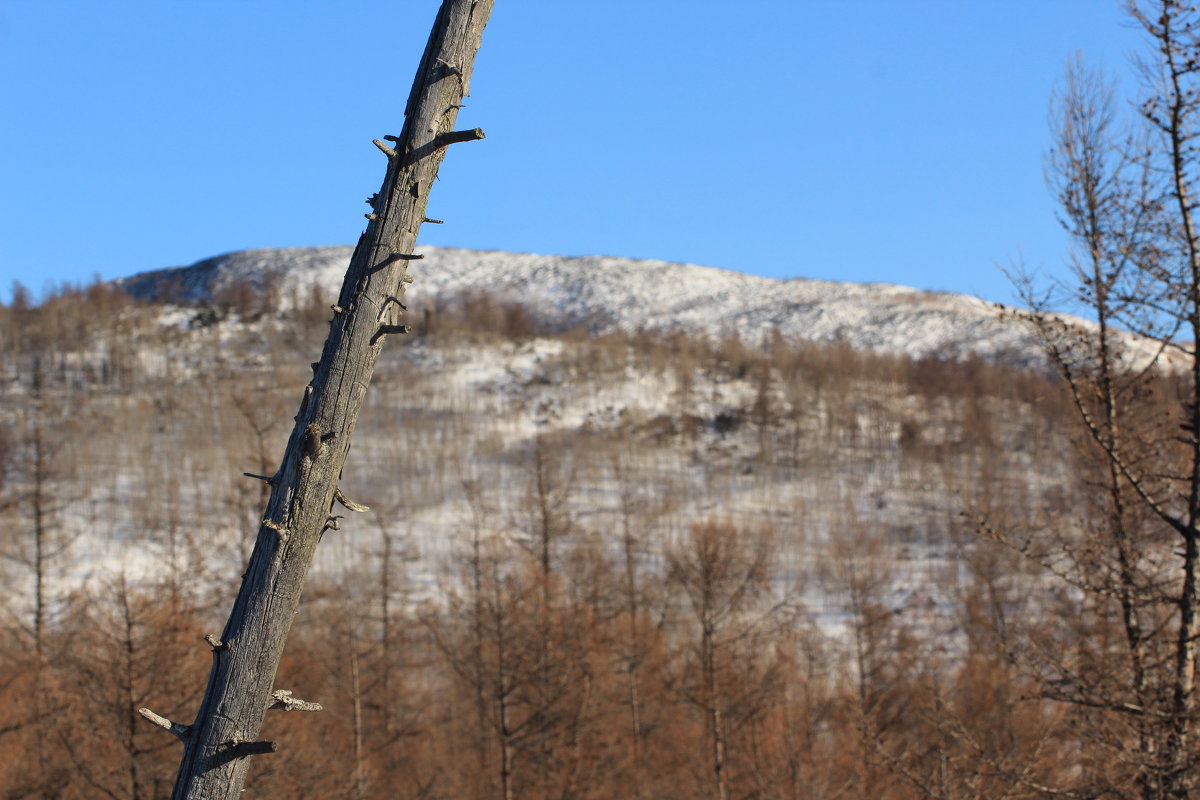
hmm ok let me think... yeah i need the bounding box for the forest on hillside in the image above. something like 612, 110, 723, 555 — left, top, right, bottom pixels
0, 278, 1156, 799
10, 3, 1200, 795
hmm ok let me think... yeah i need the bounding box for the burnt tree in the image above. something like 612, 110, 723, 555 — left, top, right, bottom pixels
139, 2, 495, 797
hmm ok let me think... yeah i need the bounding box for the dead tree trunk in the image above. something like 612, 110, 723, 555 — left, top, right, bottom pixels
139, 3, 494, 797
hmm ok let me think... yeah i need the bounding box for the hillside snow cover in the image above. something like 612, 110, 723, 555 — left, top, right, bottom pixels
119, 245, 1061, 365
82, 245, 1089, 622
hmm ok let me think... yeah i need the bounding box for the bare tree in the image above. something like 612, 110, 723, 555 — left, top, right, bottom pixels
608, 443, 674, 792
137, 3, 495, 797
666, 520, 778, 800
999, 4, 1200, 796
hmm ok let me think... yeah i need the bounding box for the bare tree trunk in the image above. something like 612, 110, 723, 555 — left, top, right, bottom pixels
468, 505, 495, 795
350, 631, 365, 800
31, 417, 47, 661
703, 620, 730, 800
141, 3, 494, 797
493, 565, 516, 800
1144, 12, 1200, 795
377, 526, 396, 747
619, 493, 645, 787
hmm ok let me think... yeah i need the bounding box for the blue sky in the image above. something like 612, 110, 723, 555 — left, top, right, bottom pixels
0, 2, 1146, 304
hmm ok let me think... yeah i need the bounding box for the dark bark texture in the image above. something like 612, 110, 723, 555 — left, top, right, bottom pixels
157, 3, 494, 797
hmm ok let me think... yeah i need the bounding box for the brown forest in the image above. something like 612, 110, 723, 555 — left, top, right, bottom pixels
0, 274, 1151, 799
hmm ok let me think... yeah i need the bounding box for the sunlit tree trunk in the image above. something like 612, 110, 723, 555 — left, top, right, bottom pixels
142, 4, 494, 797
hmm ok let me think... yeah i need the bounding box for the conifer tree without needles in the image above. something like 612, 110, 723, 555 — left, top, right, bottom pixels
136, 4, 494, 797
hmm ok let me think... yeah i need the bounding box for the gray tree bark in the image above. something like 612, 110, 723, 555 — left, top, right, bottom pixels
139, 3, 494, 797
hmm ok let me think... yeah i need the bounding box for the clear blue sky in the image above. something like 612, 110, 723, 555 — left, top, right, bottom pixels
0, 1, 1146, 304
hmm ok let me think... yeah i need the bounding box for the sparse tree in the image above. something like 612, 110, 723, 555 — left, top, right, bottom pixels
608, 443, 672, 791
1000, 4, 1200, 796
0, 361, 79, 660
666, 520, 779, 800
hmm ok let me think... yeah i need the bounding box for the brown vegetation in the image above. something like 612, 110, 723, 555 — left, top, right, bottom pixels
0, 269, 1123, 799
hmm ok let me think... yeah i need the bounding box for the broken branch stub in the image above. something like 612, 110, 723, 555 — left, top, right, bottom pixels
267, 689, 324, 712
139, 707, 191, 741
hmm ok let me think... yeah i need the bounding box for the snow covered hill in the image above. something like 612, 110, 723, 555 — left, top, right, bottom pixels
3, 242, 1107, 641
117, 245, 1042, 364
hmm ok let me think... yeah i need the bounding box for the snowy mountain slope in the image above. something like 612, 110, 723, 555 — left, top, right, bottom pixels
11, 245, 1098, 639
117, 245, 1047, 364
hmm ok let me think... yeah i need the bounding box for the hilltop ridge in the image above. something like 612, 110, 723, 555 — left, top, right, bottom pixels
117, 245, 1041, 364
